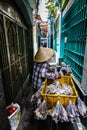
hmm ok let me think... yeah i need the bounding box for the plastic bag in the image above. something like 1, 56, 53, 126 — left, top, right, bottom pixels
7, 103, 21, 130
34, 100, 48, 120
66, 100, 79, 123
31, 88, 42, 110
77, 97, 87, 117
31, 87, 42, 102
50, 101, 69, 123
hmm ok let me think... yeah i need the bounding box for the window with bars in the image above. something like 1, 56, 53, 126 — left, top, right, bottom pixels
0, 14, 30, 105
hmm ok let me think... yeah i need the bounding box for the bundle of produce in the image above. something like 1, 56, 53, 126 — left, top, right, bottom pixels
61, 66, 72, 75
66, 100, 79, 123
31, 88, 42, 110
45, 81, 61, 94
31, 87, 42, 102
77, 97, 87, 117
34, 100, 48, 120
50, 101, 69, 123
45, 81, 74, 95
61, 84, 74, 95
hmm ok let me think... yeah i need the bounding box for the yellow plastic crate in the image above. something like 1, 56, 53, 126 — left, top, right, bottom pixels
41, 76, 78, 108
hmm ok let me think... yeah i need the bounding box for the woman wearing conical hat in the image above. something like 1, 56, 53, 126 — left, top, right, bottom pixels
32, 47, 59, 92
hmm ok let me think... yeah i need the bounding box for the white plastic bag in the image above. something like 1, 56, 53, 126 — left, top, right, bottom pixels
7, 103, 21, 130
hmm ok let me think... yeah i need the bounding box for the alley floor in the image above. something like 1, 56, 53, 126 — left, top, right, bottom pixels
16, 83, 87, 130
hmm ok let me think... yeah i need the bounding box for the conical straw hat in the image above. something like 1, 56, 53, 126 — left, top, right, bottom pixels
34, 47, 54, 63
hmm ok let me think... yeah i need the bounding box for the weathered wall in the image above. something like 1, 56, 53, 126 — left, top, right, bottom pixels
0, 69, 11, 130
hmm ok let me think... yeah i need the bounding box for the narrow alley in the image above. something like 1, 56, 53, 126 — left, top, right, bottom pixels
0, 0, 87, 130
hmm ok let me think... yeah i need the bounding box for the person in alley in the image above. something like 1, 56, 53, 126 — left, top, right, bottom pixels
32, 47, 59, 92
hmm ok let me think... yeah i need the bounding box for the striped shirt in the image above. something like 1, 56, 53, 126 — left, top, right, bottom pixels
32, 62, 58, 90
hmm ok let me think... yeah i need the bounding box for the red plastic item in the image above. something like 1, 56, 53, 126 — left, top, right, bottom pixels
7, 106, 18, 116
